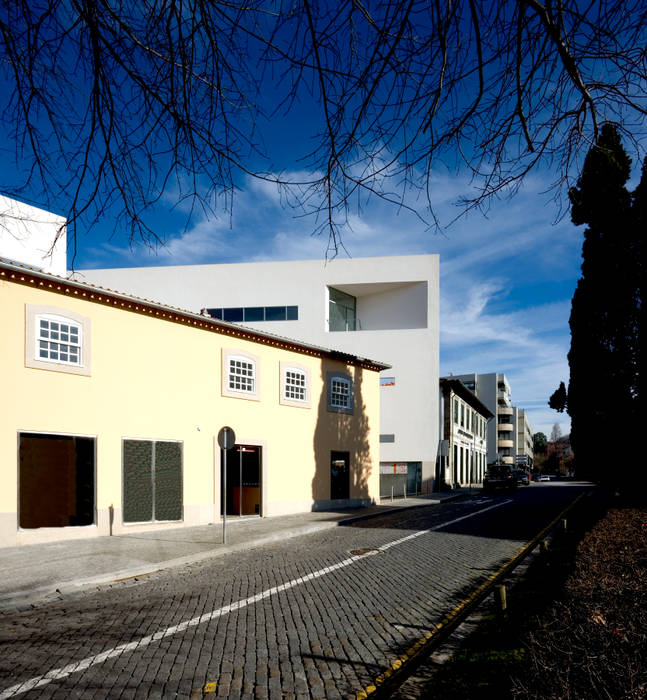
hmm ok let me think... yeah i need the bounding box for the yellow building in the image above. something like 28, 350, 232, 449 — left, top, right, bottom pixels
0, 260, 385, 548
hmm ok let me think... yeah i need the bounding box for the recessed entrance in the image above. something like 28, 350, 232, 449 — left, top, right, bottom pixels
19, 433, 95, 528
221, 444, 261, 516
331, 450, 350, 500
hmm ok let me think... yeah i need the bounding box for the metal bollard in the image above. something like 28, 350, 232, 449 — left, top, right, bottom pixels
497, 583, 507, 613
391, 486, 394, 502
404, 483, 407, 499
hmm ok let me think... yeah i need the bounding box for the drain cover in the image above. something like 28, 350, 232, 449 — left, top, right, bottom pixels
350, 548, 381, 556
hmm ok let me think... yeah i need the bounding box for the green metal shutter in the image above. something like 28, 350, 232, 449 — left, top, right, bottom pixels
123, 440, 153, 523
154, 441, 182, 521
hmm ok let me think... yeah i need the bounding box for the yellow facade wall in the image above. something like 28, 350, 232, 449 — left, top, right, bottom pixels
0, 277, 381, 547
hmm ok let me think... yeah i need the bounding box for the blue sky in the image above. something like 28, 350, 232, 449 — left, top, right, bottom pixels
73, 167, 581, 440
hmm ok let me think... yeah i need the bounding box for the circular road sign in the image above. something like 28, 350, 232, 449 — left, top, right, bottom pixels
217, 426, 236, 450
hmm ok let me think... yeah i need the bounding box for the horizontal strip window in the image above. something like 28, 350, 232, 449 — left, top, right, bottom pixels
206, 306, 298, 322
380, 434, 395, 443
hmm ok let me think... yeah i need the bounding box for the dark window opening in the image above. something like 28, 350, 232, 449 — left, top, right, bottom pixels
244, 307, 264, 322
223, 307, 244, 322
19, 433, 95, 528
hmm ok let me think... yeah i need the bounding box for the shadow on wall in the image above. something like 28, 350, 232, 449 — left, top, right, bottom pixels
311, 361, 374, 509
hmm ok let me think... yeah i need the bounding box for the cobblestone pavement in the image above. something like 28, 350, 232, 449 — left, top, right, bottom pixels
0, 485, 587, 699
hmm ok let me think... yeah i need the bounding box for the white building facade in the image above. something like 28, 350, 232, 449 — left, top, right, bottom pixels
0, 196, 67, 276
439, 379, 493, 488
79, 255, 441, 493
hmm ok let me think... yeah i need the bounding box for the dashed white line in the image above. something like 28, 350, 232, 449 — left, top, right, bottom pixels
0, 500, 510, 698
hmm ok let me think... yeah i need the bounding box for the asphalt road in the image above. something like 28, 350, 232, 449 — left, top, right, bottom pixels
0, 483, 589, 700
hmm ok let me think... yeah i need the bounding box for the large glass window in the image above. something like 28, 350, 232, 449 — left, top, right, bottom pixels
206, 306, 298, 322
328, 288, 357, 331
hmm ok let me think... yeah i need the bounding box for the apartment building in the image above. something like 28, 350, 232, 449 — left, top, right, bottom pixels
513, 408, 534, 467
79, 255, 441, 492
452, 372, 516, 465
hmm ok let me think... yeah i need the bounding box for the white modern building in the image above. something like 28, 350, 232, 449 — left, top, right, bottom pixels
452, 372, 516, 465
78, 255, 441, 492
0, 195, 67, 276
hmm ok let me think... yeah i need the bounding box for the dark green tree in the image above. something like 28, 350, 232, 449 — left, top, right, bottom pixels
548, 382, 568, 413
567, 124, 641, 488
532, 432, 547, 454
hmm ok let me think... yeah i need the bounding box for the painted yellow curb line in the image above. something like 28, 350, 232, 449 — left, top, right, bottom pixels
355, 491, 588, 699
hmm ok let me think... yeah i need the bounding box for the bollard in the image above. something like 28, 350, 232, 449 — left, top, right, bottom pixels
497, 583, 507, 613
391, 485, 394, 502
562, 518, 568, 532
404, 483, 407, 499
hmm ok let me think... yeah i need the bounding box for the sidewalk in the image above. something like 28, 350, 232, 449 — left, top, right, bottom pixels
0, 490, 476, 612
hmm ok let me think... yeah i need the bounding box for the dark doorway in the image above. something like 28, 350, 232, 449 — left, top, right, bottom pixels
330, 451, 350, 500
222, 445, 261, 516
19, 433, 95, 528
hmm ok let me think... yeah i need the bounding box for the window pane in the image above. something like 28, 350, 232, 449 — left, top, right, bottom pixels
223, 308, 244, 322
286, 306, 298, 320
265, 306, 286, 321
206, 308, 223, 320
244, 307, 264, 322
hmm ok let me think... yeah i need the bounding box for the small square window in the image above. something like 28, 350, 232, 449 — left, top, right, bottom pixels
222, 350, 261, 401
328, 372, 353, 413
285, 369, 306, 402
265, 306, 286, 321
244, 307, 265, 322
223, 308, 244, 322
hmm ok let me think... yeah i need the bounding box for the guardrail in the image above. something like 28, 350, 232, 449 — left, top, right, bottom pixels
357, 490, 589, 699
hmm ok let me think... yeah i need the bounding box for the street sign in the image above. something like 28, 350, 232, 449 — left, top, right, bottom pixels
217, 426, 236, 545
217, 426, 236, 450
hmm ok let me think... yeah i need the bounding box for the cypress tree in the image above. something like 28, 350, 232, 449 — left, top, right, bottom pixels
567, 124, 638, 487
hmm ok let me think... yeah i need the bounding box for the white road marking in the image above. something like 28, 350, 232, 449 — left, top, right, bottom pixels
0, 500, 510, 698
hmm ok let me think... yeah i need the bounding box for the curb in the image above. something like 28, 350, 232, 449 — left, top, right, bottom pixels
0, 492, 470, 612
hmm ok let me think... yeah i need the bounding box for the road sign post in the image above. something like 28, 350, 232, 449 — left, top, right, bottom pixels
217, 426, 236, 544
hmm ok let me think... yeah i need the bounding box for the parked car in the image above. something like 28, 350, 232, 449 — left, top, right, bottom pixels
513, 470, 529, 486
483, 464, 518, 491
535, 474, 551, 482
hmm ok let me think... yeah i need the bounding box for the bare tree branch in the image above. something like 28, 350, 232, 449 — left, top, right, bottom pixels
0, 0, 645, 257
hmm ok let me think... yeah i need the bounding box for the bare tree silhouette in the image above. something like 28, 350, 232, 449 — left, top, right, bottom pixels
1, 1, 646, 255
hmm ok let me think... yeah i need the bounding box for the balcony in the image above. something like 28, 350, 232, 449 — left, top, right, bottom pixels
498, 439, 514, 448
498, 406, 513, 416
497, 391, 511, 406
497, 423, 514, 432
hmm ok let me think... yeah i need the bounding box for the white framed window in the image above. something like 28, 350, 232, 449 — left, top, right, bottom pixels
37, 315, 82, 365
25, 304, 91, 376
285, 370, 306, 400
327, 371, 353, 414
280, 362, 311, 408
222, 348, 261, 401
229, 356, 255, 393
